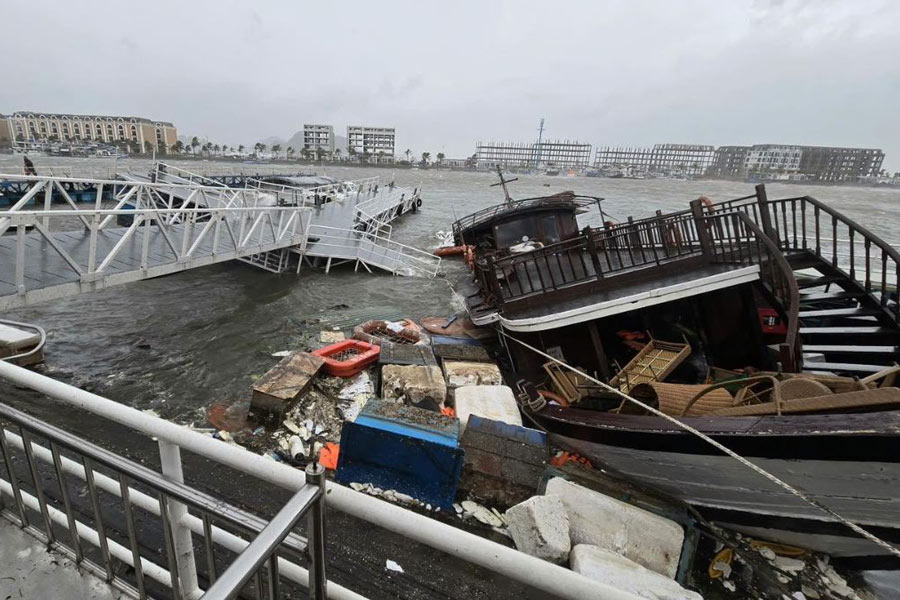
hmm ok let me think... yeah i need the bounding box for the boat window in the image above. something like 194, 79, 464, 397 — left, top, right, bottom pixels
540, 214, 561, 243
494, 216, 536, 248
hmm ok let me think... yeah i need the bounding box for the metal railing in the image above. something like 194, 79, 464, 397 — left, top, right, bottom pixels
305, 224, 442, 278
0, 174, 312, 310
0, 360, 641, 600
0, 319, 46, 364
0, 401, 326, 599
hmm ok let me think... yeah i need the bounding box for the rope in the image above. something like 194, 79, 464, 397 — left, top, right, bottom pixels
497, 329, 900, 559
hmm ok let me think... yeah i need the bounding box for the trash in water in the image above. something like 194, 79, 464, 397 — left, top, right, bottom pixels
271, 350, 291, 357
385, 559, 404, 573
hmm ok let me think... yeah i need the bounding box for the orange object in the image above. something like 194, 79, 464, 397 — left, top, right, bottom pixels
464, 246, 475, 270
434, 245, 469, 257
537, 389, 569, 407
441, 407, 456, 417
550, 451, 593, 469
312, 339, 380, 377
318, 442, 340, 470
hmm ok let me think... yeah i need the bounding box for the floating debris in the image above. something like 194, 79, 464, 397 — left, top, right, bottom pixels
385, 559, 404, 574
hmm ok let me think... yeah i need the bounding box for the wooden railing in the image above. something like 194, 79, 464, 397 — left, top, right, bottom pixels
763, 194, 900, 322
703, 210, 801, 371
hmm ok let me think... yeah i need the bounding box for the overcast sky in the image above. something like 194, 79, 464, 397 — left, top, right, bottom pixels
2, 0, 897, 169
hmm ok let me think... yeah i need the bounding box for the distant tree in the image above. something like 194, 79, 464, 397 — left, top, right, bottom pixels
287, 146, 295, 160
272, 144, 282, 158
238, 144, 245, 155
334, 148, 342, 161
436, 152, 445, 165
362, 151, 372, 163
173, 140, 184, 154
191, 136, 200, 155
213, 144, 220, 156
301, 148, 311, 160
421, 151, 430, 165
347, 146, 357, 158
144, 140, 153, 154
404, 148, 411, 162
316, 146, 324, 161
377, 150, 385, 162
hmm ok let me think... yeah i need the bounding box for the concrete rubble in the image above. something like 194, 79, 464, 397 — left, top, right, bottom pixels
381, 364, 447, 408
570, 545, 702, 600
454, 385, 522, 432
319, 330, 346, 344
504, 494, 571, 564
249, 350, 324, 423
546, 477, 684, 578
443, 360, 502, 397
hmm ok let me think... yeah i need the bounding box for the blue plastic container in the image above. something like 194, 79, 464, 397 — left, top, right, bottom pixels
336, 399, 463, 508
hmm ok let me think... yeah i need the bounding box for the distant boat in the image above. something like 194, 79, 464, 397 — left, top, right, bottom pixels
544, 168, 560, 176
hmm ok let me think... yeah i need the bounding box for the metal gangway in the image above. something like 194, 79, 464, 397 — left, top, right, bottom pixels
0, 173, 311, 311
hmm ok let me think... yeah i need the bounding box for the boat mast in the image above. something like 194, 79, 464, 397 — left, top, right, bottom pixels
491, 165, 518, 206
534, 117, 545, 170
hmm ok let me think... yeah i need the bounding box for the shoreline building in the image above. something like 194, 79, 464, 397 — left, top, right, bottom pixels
347, 126, 395, 162
593, 144, 715, 177
475, 140, 592, 169
708, 144, 885, 182
302, 124, 334, 156
1, 111, 177, 152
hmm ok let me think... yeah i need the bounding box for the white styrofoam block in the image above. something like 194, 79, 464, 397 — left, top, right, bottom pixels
454, 385, 522, 431
505, 494, 570, 564
443, 360, 502, 390
0, 323, 40, 349
570, 545, 702, 600
546, 477, 684, 578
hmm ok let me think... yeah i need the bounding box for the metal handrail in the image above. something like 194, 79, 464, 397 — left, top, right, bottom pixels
0, 319, 46, 363
306, 224, 441, 277
0, 401, 324, 599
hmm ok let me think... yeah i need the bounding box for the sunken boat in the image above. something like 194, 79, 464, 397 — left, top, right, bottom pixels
452, 178, 900, 570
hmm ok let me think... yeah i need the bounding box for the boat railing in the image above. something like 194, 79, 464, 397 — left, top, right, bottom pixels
481, 210, 705, 303
306, 223, 442, 277
702, 209, 801, 371
0, 361, 635, 600
0, 398, 327, 599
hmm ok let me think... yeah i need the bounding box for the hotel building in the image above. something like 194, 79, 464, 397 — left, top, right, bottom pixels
1, 111, 178, 152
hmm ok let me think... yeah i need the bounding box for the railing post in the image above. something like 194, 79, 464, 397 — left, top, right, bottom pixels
689, 198, 714, 261
583, 228, 604, 280
305, 463, 327, 599
755, 184, 778, 243
157, 440, 200, 599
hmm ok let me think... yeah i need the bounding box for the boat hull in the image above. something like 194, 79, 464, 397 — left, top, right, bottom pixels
533, 407, 900, 568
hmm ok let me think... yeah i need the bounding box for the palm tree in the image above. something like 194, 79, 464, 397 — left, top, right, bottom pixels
272, 144, 282, 159
334, 148, 342, 161
144, 140, 153, 154
287, 146, 295, 160
404, 148, 411, 162
436, 152, 445, 165
173, 140, 184, 154
190, 136, 200, 155
377, 151, 385, 163
238, 144, 245, 155
421, 151, 430, 165
362, 151, 371, 163
301, 148, 311, 161
347, 146, 357, 160
316, 146, 324, 162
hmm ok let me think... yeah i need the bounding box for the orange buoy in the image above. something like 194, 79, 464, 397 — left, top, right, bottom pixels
312, 339, 380, 377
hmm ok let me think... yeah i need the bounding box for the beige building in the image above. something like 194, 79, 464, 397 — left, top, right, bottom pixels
3, 111, 178, 152
347, 126, 395, 159
302, 124, 335, 154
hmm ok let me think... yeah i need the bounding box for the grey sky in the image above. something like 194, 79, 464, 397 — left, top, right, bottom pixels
2, 0, 898, 169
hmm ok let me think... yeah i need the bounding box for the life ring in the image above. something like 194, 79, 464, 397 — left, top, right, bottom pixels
537, 389, 569, 407
353, 319, 429, 346
416, 198, 422, 208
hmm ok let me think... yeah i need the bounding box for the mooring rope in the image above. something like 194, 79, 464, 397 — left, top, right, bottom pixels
496, 328, 900, 559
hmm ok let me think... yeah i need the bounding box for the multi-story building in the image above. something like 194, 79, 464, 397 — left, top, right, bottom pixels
708, 146, 751, 178
347, 126, 395, 160
593, 144, 714, 176
3, 111, 178, 152
707, 144, 884, 181
798, 146, 885, 182
0, 114, 12, 146
476, 140, 592, 169
302, 124, 334, 155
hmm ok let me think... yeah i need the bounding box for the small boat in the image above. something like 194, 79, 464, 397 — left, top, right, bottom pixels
433, 245, 469, 257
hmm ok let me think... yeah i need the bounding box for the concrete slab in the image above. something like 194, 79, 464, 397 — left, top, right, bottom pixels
250, 351, 325, 423
0, 517, 126, 599
381, 364, 447, 407
443, 360, 502, 395
454, 385, 521, 432
546, 477, 684, 578
505, 494, 571, 564
569, 545, 701, 600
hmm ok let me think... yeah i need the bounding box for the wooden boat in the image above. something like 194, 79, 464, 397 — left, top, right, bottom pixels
452, 174, 900, 568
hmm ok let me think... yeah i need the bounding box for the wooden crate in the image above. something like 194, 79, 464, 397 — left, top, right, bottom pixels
611, 338, 691, 395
